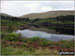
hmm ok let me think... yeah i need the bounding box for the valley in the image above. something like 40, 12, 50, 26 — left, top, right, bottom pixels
0, 11, 75, 55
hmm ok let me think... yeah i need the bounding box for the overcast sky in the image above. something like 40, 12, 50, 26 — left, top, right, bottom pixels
1, 1, 74, 16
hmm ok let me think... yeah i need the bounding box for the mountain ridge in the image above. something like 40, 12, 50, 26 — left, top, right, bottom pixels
20, 11, 74, 19
1, 10, 75, 19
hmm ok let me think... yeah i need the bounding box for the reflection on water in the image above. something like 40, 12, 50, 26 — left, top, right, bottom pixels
16, 29, 74, 41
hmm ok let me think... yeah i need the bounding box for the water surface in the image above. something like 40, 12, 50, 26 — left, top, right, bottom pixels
16, 29, 74, 41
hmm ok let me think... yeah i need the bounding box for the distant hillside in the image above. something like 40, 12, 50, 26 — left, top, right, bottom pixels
20, 11, 74, 19
0, 13, 14, 17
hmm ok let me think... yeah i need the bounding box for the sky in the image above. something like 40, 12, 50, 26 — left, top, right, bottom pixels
1, 1, 74, 16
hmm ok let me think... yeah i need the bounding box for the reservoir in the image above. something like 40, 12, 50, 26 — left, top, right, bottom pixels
16, 29, 74, 41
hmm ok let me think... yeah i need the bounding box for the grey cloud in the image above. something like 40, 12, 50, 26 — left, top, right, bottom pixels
1, 1, 74, 16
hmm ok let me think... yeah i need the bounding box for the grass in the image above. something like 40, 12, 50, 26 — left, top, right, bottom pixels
1, 46, 58, 55
0, 40, 1, 55
34, 48, 58, 55
0, 32, 74, 55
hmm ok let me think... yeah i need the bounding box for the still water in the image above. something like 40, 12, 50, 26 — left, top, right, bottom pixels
16, 29, 74, 41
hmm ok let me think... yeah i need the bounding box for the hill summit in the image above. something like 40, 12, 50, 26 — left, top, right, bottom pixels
20, 11, 74, 19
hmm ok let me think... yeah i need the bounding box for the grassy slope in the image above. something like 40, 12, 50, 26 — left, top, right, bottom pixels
21, 11, 74, 19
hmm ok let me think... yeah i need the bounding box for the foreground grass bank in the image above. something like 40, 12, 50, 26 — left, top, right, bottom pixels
1, 32, 74, 55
